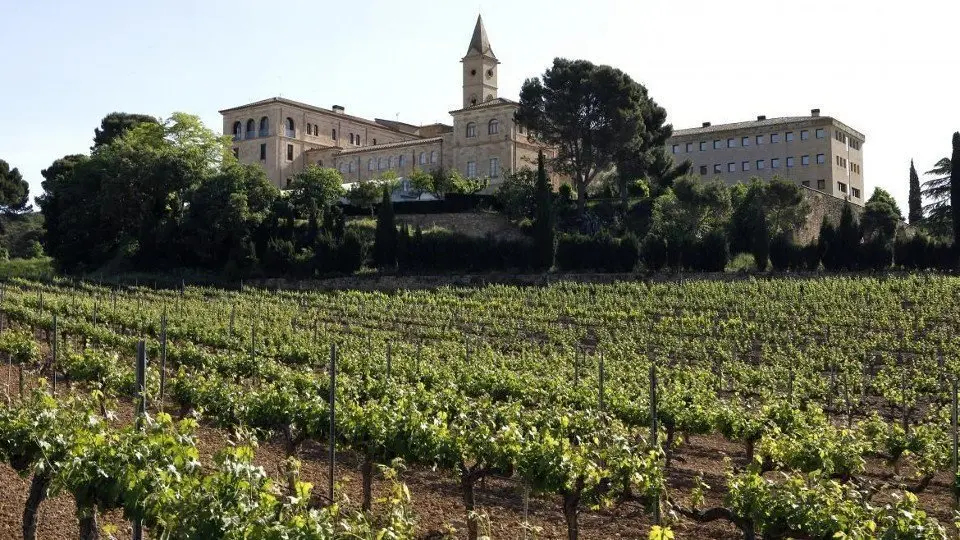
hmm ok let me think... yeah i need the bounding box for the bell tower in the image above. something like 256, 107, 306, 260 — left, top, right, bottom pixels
461, 15, 499, 109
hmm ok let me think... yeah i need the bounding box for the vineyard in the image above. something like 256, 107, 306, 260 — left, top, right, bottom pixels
1, 276, 960, 539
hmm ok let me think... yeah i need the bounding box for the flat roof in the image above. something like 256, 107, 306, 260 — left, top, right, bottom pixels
672, 115, 865, 142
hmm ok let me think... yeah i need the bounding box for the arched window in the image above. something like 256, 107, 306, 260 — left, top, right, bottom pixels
232, 121, 242, 141
488, 119, 499, 135
398, 155, 405, 168
285, 117, 295, 137
313, 125, 318, 136
368, 159, 375, 171
388, 156, 394, 169
348, 161, 355, 173
466, 122, 477, 138
332, 129, 337, 141
307, 123, 312, 135
418, 152, 426, 165
378, 158, 385, 170
258, 116, 269, 137
245, 119, 256, 139
430, 151, 437, 164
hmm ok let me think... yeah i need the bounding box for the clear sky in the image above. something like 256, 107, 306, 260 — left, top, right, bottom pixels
2, 0, 957, 212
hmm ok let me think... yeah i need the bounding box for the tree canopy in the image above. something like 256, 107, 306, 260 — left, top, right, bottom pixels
861, 187, 903, 241
92, 112, 159, 149
0, 160, 31, 216
516, 58, 657, 216
908, 160, 923, 225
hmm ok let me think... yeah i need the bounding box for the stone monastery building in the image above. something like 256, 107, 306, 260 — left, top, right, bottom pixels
220, 16, 548, 191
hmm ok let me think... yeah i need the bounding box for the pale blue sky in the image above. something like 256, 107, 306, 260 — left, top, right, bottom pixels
2, 0, 957, 212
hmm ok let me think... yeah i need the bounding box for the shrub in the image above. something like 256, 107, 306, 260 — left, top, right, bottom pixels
615, 233, 639, 273
641, 234, 668, 272
769, 233, 797, 271
861, 235, 893, 271
694, 229, 729, 272
555, 233, 631, 273
336, 229, 367, 273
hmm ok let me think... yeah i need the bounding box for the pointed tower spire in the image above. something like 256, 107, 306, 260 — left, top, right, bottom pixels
466, 14, 495, 58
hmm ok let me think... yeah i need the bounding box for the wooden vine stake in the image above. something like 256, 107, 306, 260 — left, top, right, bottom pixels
598, 350, 605, 412
952, 376, 958, 508
159, 307, 168, 412
51, 313, 57, 396
649, 361, 660, 525
328, 343, 337, 506
133, 340, 147, 540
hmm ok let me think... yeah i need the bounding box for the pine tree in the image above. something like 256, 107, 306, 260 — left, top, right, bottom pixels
908, 160, 923, 224
533, 150, 555, 270
374, 188, 397, 270
952, 132, 960, 249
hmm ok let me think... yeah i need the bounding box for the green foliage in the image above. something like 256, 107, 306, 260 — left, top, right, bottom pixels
555, 233, 636, 272
729, 177, 809, 256
92, 112, 159, 149
861, 187, 903, 241
908, 160, 923, 225
495, 168, 537, 221
517, 57, 658, 215
408, 168, 434, 199
398, 228, 535, 273
952, 132, 960, 250
696, 228, 729, 272
374, 188, 397, 270
650, 176, 731, 267
640, 234, 668, 272
0, 159, 30, 215
346, 181, 382, 214
289, 165, 345, 220
533, 151, 555, 270
751, 210, 770, 271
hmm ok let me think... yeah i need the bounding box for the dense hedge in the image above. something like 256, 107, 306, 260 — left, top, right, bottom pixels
555, 233, 637, 273
398, 228, 536, 273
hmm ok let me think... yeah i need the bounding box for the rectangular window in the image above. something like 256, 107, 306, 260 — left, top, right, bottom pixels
713, 164, 721, 174
756, 134, 765, 145
489, 157, 500, 178
742, 161, 750, 171
785, 131, 795, 142
728, 162, 736, 172
466, 161, 476, 178
349, 133, 354, 145
817, 179, 825, 190
699, 141, 707, 151
801, 155, 810, 166
259, 143, 266, 161
786, 157, 795, 167
771, 158, 780, 169
713, 140, 721, 149
800, 130, 809, 141
727, 138, 736, 148
852, 187, 861, 198
672, 144, 679, 154
771, 133, 781, 143
838, 182, 847, 193
756, 160, 765, 170
286, 144, 293, 161
816, 153, 825, 164
742, 136, 750, 147
686, 142, 693, 153
802, 180, 811, 187
699, 165, 708, 175
815, 128, 825, 139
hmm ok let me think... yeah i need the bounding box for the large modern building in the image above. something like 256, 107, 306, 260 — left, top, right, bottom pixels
219, 16, 548, 191
666, 110, 866, 205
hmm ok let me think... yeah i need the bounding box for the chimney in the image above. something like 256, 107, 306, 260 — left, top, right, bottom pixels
811, 108, 820, 117
702, 121, 711, 127
757, 115, 766, 121
332, 105, 345, 114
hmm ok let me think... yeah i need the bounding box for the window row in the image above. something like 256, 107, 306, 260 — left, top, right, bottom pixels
233, 116, 298, 140
698, 154, 826, 174
835, 156, 861, 173
833, 130, 862, 150
672, 128, 828, 154
465, 119, 500, 138
801, 179, 827, 190
336, 150, 441, 174
464, 158, 500, 178
234, 144, 269, 161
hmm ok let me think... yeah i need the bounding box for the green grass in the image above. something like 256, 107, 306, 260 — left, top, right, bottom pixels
0, 257, 56, 280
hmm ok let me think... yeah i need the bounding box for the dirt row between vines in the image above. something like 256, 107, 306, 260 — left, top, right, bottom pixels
0, 367, 956, 539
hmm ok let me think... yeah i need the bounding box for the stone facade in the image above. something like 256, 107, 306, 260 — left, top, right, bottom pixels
795, 186, 865, 245
666, 111, 866, 206
220, 15, 552, 191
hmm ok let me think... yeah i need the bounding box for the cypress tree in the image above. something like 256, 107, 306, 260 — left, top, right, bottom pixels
908, 160, 923, 225
533, 150, 554, 270
751, 207, 770, 271
837, 203, 862, 270
952, 132, 960, 251
374, 187, 397, 270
